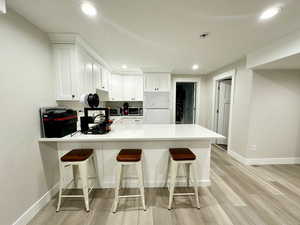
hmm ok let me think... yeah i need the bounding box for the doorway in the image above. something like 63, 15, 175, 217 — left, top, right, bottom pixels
215, 79, 232, 150
175, 82, 196, 124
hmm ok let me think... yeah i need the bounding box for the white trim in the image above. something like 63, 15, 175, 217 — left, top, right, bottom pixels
228, 150, 249, 165
12, 183, 59, 225
247, 157, 300, 165
228, 150, 300, 165
211, 69, 236, 149
172, 77, 201, 124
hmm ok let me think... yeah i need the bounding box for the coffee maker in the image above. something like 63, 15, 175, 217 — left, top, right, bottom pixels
123, 102, 129, 116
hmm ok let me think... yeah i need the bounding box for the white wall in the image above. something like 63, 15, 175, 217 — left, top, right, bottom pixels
247, 70, 300, 158
206, 59, 300, 162
0, 10, 57, 225
205, 59, 253, 157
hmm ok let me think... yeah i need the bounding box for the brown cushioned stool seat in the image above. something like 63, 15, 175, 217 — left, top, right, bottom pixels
169, 148, 196, 161
61, 149, 94, 162
117, 149, 142, 162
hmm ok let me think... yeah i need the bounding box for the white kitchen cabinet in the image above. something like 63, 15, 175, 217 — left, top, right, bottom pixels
51, 35, 111, 101
110, 74, 123, 101
78, 49, 95, 95
110, 74, 143, 101
53, 44, 79, 100
93, 63, 102, 90
144, 73, 170, 92
100, 67, 110, 91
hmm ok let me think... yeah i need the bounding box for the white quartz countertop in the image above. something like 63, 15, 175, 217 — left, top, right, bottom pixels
39, 124, 224, 142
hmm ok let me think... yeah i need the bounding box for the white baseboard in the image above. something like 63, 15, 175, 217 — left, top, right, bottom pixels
228, 150, 300, 165
12, 183, 59, 225
228, 150, 250, 165
247, 157, 300, 165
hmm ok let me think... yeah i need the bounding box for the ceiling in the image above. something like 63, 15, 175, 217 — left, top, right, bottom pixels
8, 0, 300, 74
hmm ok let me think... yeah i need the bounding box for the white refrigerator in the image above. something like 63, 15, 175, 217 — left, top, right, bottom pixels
143, 92, 171, 124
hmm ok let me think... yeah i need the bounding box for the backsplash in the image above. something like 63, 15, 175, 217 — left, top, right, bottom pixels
105, 101, 143, 108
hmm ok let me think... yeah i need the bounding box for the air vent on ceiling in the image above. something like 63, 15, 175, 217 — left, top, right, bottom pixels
199, 32, 210, 39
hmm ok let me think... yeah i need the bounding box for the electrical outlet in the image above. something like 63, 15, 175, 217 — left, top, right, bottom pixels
249, 145, 257, 151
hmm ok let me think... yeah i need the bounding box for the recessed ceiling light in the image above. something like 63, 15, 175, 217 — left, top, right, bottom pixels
122, 64, 127, 69
260, 7, 281, 20
192, 64, 199, 70
81, 2, 97, 17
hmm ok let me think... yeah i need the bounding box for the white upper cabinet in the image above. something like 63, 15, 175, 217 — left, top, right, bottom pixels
144, 73, 171, 92
50, 33, 111, 101
110, 74, 143, 101
93, 63, 102, 90
100, 67, 110, 91
53, 44, 79, 100
110, 74, 123, 101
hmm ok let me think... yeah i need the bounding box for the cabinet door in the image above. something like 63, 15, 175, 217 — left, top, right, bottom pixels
157, 74, 170, 91
144, 73, 158, 92
123, 75, 137, 101
136, 76, 144, 101
144, 73, 170, 92
93, 63, 102, 90
101, 67, 110, 91
110, 74, 123, 101
53, 45, 77, 100
80, 50, 97, 94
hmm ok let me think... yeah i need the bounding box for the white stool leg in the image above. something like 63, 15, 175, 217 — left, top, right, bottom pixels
56, 162, 64, 212
79, 162, 90, 212
137, 161, 146, 211
72, 165, 79, 188
185, 164, 190, 187
168, 160, 178, 210
113, 163, 122, 213
191, 162, 200, 209
91, 155, 99, 187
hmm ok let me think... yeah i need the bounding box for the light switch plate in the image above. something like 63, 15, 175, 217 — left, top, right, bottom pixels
0, 0, 6, 14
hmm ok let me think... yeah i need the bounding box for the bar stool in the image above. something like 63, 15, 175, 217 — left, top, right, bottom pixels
56, 149, 97, 212
167, 148, 200, 209
113, 149, 146, 213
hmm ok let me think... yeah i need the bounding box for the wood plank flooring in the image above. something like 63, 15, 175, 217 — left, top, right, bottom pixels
28, 147, 300, 225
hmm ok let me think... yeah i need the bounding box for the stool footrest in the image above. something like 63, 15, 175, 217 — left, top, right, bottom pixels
61, 195, 84, 198
119, 195, 142, 198
173, 193, 195, 196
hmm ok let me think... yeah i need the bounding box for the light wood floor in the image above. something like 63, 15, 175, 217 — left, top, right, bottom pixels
29, 147, 300, 225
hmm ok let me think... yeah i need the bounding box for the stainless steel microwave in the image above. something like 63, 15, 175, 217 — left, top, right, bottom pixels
128, 107, 143, 115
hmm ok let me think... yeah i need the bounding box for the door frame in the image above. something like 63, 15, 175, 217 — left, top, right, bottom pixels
211, 70, 236, 147
172, 77, 200, 124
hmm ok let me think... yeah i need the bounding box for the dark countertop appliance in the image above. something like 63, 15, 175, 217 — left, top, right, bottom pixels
80, 108, 112, 135
40, 107, 78, 138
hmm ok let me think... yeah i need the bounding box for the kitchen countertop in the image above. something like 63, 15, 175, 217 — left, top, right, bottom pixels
39, 124, 224, 142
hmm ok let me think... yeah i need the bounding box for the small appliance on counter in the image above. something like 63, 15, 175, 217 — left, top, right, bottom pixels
80, 93, 112, 135
128, 107, 143, 116
40, 107, 78, 138
123, 102, 129, 115
109, 108, 122, 116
